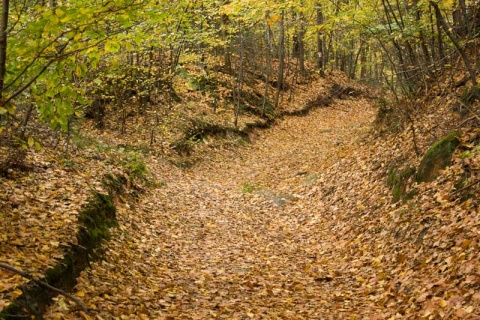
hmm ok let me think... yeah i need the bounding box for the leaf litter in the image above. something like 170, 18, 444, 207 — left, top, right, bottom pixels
2, 73, 479, 319
50, 83, 480, 318
47, 92, 389, 319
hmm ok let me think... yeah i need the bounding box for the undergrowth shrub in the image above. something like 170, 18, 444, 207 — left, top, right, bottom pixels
374, 98, 406, 133
121, 152, 147, 180
0, 131, 28, 177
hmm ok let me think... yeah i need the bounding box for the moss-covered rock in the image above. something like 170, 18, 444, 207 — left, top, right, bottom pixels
387, 166, 417, 203
416, 133, 460, 183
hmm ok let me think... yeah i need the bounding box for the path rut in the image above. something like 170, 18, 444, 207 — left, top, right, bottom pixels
48, 97, 375, 319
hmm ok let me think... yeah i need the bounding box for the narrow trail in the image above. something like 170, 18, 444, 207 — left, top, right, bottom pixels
48, 97, 376, 319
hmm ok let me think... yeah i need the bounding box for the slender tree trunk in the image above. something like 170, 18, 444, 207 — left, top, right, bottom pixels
453, 0, 468, 37
0, 0, 9, 101
360, 44, 368, 80
221, 14, 232, 73
262, 12, 272, 116
349, 40, 361, 79
295, 12, 306, 78
431, 1, 477, 87
382, 0, 414, 94
274, 10, 285, 111
435, 7, 445, 61
316, 2, 325, 76
285, 32, 291, 78
234, 24, 244, 128
289, 58, 299, 102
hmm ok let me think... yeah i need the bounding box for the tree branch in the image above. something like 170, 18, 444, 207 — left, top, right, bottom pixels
430, 1, 477, 87
0, 262, 91, 316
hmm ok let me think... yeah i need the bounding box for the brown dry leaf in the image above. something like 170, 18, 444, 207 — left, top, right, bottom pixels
4, 72, 480, 319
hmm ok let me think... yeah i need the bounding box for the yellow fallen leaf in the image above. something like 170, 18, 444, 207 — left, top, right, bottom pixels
79, 311, 92, 320
464, 305, 474, 313
461, 239, 472, 248
10, 289, 22, 299
439, 298, 447, 308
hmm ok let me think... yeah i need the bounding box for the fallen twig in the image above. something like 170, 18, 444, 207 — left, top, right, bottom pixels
0, 262, 91, 316
452, 179, 480, 195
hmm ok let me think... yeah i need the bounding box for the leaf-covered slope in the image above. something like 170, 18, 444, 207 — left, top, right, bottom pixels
3, 71, 478, 318
47, 95, 380, 318
33, 81, 480, 318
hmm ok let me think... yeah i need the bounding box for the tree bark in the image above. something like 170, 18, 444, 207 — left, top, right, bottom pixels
316, 2, 325, 76
274, 10, 285, 111
430, 1, 477, 87
234, 24, 243, 128
262, 12, 273, 116
0, 0, 9, 100
294, 12, 306, 77
221, 14, 232, 73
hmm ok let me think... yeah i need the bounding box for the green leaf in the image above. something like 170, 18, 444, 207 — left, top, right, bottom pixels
0, 104, 15, 115
105, 40, 121, 53
55, 7, 66, 17
75, 65, 83, 77
34, 141, 43, 151
28, 136, 35, 148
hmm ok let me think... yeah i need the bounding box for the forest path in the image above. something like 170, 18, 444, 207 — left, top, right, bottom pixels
49, 96, 376, 319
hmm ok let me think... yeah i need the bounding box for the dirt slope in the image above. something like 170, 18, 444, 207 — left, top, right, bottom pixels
46, 96, 376, 319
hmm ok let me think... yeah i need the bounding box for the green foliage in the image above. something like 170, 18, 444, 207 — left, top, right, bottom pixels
61, 158, 75, 169
387, 166, 417, 203
78, 192, 117, 249
120, 152, 148, 180
241, 181, 256, 193
2, 0, 475, 151
71, 133, 149, 181
2, 0, 156, 135
187, 73, 216, 93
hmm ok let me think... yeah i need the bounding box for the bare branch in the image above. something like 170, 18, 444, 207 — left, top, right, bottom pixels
0, 262, 92, 316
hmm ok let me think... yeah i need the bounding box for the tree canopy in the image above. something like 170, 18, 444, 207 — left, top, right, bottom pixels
0, 0, 479, 146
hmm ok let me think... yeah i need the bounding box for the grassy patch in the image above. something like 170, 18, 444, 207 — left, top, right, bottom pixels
241, 181, 257, 193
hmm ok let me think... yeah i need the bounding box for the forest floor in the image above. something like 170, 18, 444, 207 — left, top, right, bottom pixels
2, 71, 480, 319
46, 93, 379, 319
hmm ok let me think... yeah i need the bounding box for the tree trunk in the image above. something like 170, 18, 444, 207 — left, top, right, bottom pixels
262, 12, 273, 116
221, 14, 232, 73
274, 10, 285, 111
316, 2, 325, 76
234, 24, 244, 128
453, 0, 468, 37
360, 44, 368, 80
294, 12, 306, 78
431, 1, 477, 87
0, 0, 9, 100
